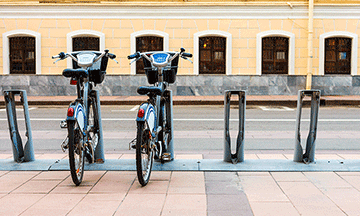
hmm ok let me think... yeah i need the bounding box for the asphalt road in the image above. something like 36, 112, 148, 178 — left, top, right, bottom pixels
1, 105, 360, 152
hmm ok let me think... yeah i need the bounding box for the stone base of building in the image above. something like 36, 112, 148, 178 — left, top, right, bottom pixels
0, 75, 359, 96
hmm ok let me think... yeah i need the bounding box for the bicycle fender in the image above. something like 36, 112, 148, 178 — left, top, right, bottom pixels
66, 103, 86, 132
136, 103, 157, 134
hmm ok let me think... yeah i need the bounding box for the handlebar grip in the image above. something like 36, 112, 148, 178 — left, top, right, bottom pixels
52, 55, 59, 59
108, 53, 116, 59
182, 53, 193, 58
128, 52, 140, 59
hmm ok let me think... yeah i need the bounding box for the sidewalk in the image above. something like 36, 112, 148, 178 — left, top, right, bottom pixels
1, 150, 360, 215
1, 95, 360, 106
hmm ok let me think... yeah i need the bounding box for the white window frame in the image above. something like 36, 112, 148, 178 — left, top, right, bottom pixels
194, 30, 232, 75
256, 30, 295, 75
3, 30, 41, 75
319, 31, 358, 76
130, 30, 169, 75
66, 30, 105, 68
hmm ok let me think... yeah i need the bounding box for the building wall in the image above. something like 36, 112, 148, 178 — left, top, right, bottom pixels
1, 2, 360, 95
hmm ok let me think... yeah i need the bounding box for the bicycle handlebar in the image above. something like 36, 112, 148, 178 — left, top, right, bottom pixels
52, 50, 116, 62
127, 48, 192, 64
127, 52, 140, 60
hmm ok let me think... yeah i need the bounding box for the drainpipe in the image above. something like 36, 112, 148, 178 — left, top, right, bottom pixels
306, 0, 314, 90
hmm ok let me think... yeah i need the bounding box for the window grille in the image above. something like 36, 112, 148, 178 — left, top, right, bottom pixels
199, 36, 226, 74
73, 37, 100, 51
262, 37, 289, 74
136, 36, 163, 74
9, 37, 36, 74
325, 37, 351, 74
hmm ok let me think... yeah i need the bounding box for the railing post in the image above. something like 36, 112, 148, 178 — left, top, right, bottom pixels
92, 90, 105, 163
294, 90, 321, 163
4, 90, 35, 162
224, 90, 246, 163
164, 90, 174, 161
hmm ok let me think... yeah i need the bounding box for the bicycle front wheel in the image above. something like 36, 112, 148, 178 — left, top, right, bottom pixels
136, 121, 153, 186
68, 120, 85, 186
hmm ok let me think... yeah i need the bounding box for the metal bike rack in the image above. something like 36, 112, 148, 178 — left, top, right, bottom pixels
164, 90, 174, 160
3, 90, 35, 162
224, 90, 246, 164
294, 90, 321, 163
91, 90, 105, 163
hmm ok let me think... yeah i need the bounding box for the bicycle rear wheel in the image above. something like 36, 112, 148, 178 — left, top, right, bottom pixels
136, 121, 153, 186
68, 120, 85, 186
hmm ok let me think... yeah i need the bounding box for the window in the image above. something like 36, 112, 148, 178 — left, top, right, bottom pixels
325, 37, 351, 74
9, 37, 36, 74
198, 36, 226, 74
136, 36, 163, 74
261, 37, 289, 74
72, 37, 100, 51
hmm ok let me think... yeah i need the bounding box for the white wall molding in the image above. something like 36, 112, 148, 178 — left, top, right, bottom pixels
2, 29, 41, 75
319, 31, 358, 76
256, 30, 295, 75
193, 30, 232, 75
130, 30, 169, 75
66, 29, 105, 68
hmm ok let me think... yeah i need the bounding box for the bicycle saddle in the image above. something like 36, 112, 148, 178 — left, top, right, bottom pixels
63, 69, 88, 78
137, 86, 163, 96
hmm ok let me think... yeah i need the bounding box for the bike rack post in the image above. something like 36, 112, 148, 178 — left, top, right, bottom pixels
3, 90, 35, 162
164, 90, 174, 160
91, 90, 105, 163
294, 90, 321, 163
224, 90, 246, 164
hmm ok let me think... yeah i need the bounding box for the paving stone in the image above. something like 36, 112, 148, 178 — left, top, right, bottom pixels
114, 194, 165, 216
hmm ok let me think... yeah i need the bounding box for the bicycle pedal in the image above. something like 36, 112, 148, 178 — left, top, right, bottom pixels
60, 120, 67, 129
61, 137, 69, 152
162, 153, 172, 161
129, 138, 136, 150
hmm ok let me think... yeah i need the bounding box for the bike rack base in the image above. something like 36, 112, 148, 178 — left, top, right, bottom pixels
2, 158, 359, 172
293, 90, 321, 163
3, 90, 35, 162
224, 90, 246, 163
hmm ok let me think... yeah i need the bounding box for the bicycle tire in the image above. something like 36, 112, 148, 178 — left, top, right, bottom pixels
86, 97, 99, 163
68, 120, 85, 186
136, 121, 153, 186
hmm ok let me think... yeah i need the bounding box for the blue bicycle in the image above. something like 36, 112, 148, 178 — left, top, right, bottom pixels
52, 50, 116, 185
128, 48, 192, 186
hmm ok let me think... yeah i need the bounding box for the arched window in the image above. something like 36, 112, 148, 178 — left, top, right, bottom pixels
325, 37, 352, 75
136, 36, 163, 74
72, 37, 100, 51
130, 30, 169, 75
262, 37, 289, 74
319, 31, 358, 76
256, 31, 295, 75
3, 30, 41, 74
67, 30, 105, 68
9, 36, 36, 74
194, 30, 232, 75
199, 36, 226, 74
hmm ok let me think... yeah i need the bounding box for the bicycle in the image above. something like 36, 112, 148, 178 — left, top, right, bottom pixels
52, 49, 117, 186
128, 48, 192, 186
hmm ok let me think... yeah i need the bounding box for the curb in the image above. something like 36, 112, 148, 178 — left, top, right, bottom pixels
0, 95, 359, 107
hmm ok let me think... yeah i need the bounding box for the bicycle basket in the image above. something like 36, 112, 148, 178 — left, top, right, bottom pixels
143, 57, 158, 84
72, 53, 108, 84
164, 55, 179, 84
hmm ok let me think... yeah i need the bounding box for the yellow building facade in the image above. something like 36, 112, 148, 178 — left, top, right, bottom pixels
1, 0, 360, 95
